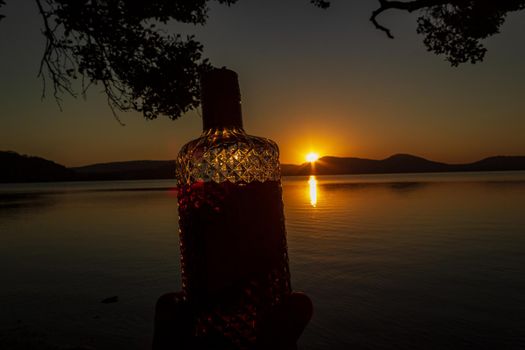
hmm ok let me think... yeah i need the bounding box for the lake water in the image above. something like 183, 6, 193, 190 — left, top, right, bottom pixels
1, 172, 525, 349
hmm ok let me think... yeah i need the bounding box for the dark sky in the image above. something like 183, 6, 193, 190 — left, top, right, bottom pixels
1, 0, 524, 166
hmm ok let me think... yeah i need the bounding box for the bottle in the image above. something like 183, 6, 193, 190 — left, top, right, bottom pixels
175, 68, 292, 348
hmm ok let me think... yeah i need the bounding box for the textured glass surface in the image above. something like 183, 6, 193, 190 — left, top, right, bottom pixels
176, 127, 281, 185
175, 127, 291, 348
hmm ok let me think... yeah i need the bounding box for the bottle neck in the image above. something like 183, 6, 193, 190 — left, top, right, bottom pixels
202, 106, 243, 131
201, 68, 244, 131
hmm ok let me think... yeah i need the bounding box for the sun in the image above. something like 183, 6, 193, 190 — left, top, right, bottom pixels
306, 152, 319, 163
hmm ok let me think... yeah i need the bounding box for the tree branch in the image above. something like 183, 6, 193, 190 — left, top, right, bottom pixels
35, 0, 77, 107
371, 0, 448, 38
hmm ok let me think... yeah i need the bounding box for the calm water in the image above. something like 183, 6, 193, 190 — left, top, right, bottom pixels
1, 172, 525, 349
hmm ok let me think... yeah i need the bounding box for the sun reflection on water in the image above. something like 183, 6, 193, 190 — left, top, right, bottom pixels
308, 175, 318, 207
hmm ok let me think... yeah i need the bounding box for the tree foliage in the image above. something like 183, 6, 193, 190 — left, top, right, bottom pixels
32, 0, 223, 121
0, 0, 524, 120
368, 0, 525, 66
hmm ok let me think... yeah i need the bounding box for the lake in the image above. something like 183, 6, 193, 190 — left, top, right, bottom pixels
1, 172, 525, 349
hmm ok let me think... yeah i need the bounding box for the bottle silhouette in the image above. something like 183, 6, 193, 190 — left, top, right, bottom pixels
175, 68, 292, 348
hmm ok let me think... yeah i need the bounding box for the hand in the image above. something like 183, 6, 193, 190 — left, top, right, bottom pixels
153, 291, 313, 350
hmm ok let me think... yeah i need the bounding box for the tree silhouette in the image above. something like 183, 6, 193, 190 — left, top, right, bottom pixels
0, 0, 524, 120
369, 0, 525, 66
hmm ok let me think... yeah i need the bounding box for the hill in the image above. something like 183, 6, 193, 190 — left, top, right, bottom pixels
0, 151, 74, 183
1, 151, 525, 183
280, 154, 525, 176
72, 160, 175, 180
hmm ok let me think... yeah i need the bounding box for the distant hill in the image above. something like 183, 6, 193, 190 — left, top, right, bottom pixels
281, 154, 525, 176
72, 160, 175, 180
459, 156, 525, 172
0, 151, 74, 183
1, 151, 524, 183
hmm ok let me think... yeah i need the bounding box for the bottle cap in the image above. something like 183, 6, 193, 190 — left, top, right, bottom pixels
201, 68, 243, 130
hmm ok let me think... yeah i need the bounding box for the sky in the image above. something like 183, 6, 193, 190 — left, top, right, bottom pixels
1, 0, 524, 166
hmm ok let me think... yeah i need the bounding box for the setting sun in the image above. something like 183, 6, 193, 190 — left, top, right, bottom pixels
306, 152, 319, 163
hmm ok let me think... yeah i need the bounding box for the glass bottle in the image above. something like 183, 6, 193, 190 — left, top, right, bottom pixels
175, 68, 292, 348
